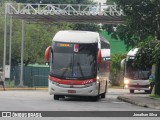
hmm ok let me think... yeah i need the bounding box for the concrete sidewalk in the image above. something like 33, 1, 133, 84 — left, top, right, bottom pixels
117, 95, 160, 110
0, 87, 48, 91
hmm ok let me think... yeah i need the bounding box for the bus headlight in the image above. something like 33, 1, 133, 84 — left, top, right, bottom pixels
124, 84, 128, 88
85, 83, 94, 87
124, 78, 129, 84
54, 82, 59, 86
51, 81, 59, 86
51, 81, 54, 84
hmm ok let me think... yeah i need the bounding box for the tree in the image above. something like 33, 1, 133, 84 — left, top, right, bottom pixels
103, 0, 160, 49
72, 23, 100, 31
133, 36, 160, 95
11, 22, 71, 66
134, 36, 155, 70
103, 0, 160, 95
110, 54, 126, 86
0, 0, 99, 66
0, 2, 73, 66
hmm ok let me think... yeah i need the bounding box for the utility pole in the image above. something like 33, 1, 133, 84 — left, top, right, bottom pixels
18, 20, 25, 87
9, 16, 12, 79
3, 3, 7, 82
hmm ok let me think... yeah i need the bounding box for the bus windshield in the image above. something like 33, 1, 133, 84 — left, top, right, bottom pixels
50, 42, 97, 80
126, 59, 150, 80
127, 70, 149, 80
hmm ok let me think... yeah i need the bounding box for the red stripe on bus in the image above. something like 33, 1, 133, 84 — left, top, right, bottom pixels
48, 76, 96, 85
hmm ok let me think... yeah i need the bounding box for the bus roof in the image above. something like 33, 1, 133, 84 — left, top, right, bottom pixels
127, 48, 139, 56
53, 30, 99, 43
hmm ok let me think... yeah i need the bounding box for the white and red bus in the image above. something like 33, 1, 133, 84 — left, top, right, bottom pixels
45, 30, 110, 101
122, 48, 151, 93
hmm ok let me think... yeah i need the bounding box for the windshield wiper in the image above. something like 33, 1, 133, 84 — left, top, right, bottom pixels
77, 62, 84, 79
60, 62, 72, 79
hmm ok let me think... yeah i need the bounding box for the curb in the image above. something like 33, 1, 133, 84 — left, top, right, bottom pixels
0, 88, 48, 91
117, 96, 149, 108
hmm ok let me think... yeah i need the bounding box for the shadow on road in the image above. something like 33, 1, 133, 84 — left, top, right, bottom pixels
59, 96, 102, 102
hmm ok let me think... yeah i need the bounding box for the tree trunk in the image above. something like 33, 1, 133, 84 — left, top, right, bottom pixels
157, 33, 160, 40
154, 62, 160, 95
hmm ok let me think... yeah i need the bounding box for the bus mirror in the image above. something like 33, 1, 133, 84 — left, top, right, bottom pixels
44, 46, 52, 62
97, 49, 102, 64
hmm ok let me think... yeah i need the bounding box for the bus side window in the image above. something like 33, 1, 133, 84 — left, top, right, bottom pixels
100, 36, 110, 49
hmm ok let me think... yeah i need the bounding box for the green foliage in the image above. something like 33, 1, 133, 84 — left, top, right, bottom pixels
5, 80, 15, 87
102, 1, 160, 94
150, 94, 160, 98
134, 36, 155, 69
0, 0, 100, 66
106, 0, 114, 4
72, 24, 100, 31
134, 36, 160, 69
11, 22, 71, 66
153, 43, 160, 64
102, 0, 160, 49
110, 53, 126, 86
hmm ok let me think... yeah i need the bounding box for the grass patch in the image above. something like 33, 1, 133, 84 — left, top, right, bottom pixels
109, 85, 124, 89
33, 86, 48, 88
4, 79, 15, 88
150, 94, 160, 98
4, 80, 48, 88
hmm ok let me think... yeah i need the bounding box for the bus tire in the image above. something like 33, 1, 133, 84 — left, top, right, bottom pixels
101, 92, 106, 98
101, 80, 107, 98
60, 95, 65, 99
91, 96, 99, 102
145, 90, 151, 94
130, 89, 134, 93
90, 83, 100, 101
54, 95, 59, 100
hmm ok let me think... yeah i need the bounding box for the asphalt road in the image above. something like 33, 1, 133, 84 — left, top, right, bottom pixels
0, 88, 155, 111
0, 88, 159, 120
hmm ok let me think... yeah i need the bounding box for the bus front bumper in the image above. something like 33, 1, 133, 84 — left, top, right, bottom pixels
124, 84, 151, 91
48, 81, 99, 97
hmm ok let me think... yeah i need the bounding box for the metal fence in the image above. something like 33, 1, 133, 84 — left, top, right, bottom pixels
10, 65, 49, 87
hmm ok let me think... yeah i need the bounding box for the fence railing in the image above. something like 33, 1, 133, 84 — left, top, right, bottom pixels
5, 3, 124, 16
32, 75, 48, 87
10, 65, 49, 87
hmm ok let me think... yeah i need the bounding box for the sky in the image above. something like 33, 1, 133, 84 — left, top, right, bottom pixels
93, 0, 107, 4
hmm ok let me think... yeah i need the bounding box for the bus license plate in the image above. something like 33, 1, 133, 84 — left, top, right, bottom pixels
136, 84, 140, 89
68, 90, 76, 93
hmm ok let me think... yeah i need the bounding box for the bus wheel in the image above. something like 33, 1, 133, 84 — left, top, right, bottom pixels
91, 96, 99, 102
101, 80, 107, 98
54, 95, 59, 100
145, 90, 151, 94
130, 90, 134, 93
101, 92, 106, 98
